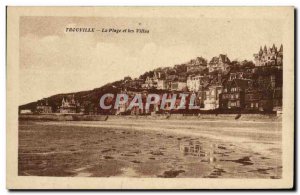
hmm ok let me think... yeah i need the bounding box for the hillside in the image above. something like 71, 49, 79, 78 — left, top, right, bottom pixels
19, 47, 283, 115
19, 79, 124, 112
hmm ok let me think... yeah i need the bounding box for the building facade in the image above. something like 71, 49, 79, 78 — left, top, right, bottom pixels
60, 95, 79, 113
186, 57, 207, 72
253, 44, 283, 67
36, 98, 52, 113
208, 54, 231, 73
244, 89, 263, 111
203, 85, 223, 110
187, 75, 202, 92
219, 79, 250, 110
157, 79, 168, 90
171, 81, 187, 91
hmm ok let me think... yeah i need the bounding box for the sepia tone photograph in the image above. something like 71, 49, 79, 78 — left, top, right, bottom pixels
6, 7, 294, 189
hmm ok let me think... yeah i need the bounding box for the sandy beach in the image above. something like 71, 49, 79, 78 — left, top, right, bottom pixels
18, 118, 282, 178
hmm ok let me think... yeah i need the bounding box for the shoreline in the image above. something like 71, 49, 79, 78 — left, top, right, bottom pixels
19, 113, 282, 122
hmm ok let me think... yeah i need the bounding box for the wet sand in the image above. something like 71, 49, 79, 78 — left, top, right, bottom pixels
18, 119, 282, 178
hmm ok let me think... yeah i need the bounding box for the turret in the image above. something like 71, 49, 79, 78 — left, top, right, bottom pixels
259, 46, 263, 55
272, 43, 277, 52
264, 45, 267, 53
279, 44, 283, 52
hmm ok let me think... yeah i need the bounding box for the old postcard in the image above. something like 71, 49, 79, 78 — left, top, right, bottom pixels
7, 7, 294, 189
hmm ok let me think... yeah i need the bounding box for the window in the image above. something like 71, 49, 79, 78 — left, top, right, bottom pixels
251, 103, 254, 108
256, 103, 259, 108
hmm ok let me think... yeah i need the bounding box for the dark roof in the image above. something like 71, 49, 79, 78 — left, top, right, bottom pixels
223, 79, 250, 92
234, 79, 250, 90
219, 54, 230, 63
209, 54, 230, 64
209, 56, 219, 64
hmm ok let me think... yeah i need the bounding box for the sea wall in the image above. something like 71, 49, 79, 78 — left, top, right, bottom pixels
108, 113, 281, 122
19, 113, 281, 122
19, 114, 74, 121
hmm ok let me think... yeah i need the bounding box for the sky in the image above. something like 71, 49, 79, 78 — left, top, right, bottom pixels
19, 16, 284, 105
